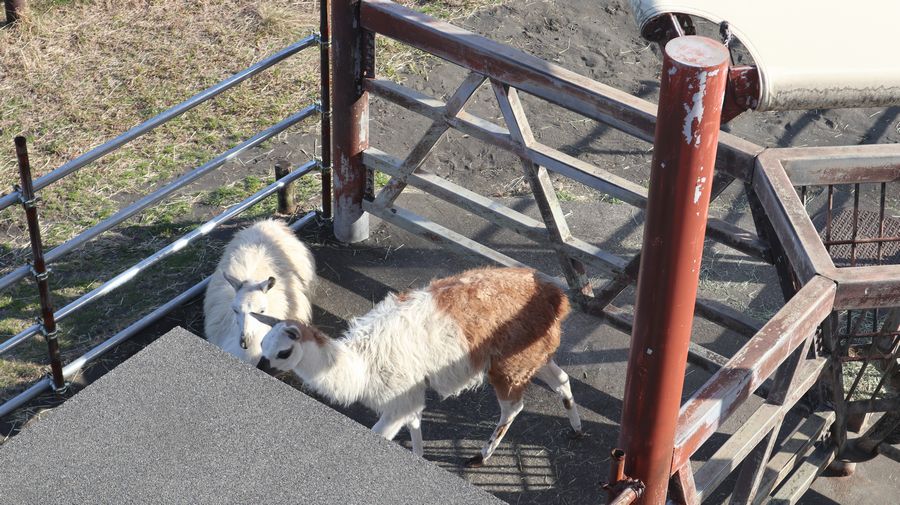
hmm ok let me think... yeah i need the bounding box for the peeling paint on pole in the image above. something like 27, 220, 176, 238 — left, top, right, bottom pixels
331, 0, 370, 243
617, 36, 729, 505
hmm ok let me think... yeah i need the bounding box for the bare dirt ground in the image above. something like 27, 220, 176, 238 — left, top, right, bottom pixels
2, 0, 899, 503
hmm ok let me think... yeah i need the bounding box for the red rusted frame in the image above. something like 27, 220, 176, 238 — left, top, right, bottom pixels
617, 36, 729, 504
344, 3, 900, 503
358, 0, 763, 183
331, 0, 370, 242
669, 466, 700, 505
753, 152, 836, 283
14, 137, 66, 391
721, 66, 760, 123
774, 144, 900, 186
364, 77, 769, 262
673, 275, 836, 470
832, 266, 900, 309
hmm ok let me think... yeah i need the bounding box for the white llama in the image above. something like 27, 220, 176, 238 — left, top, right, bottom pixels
204, 219, 315, 364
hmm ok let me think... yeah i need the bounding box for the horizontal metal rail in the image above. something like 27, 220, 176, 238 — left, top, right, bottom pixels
363, 199, 533, 271
0, 35, 318, 213
359, 0, 764, 182
689, 356, 827, 501
0, 161, 317, 356
364, 148, 764, 338
672, 275, 836, 470
0, 197, 318, 419
0, 105, 318, 296
753, 153, 835, 284
365, 78, 770, 262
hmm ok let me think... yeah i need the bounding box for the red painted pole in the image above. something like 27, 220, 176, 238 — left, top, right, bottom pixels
330, 0, 370, 242
617, 36, 729, 504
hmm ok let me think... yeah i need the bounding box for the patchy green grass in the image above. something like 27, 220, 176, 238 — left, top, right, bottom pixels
0, 0, 501, 402
374, 171, 392, 190
555, 189, 577, 202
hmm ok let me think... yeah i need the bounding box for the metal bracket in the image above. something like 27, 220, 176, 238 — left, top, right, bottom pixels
315, 33, 331, 49
38, 324, 59, 339
49, 375, 69, 394
13, 185, 40, 209
29, 264, 51, 281
315, 101, 331, 118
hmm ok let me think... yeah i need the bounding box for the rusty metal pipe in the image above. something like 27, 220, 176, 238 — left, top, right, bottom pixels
609, 486, 643, 505
331, 0, 369, 242
617, 36, 729, 504
608, 448, 627, 501
15, 137, 66, 392
319, 0, 333, 220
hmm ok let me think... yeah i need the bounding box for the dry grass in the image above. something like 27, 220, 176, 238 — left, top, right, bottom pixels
0, 0, 324, 398
1, 0, 321, 238
0, 0, 501, 407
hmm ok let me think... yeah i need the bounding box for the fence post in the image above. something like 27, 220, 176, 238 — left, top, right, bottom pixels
617, 36, 729, 504
4, 0, 27, 25
274, 159, 296, 214
330, 0, 370, 242
319, 0, 333, 220
14, 136, 67, 392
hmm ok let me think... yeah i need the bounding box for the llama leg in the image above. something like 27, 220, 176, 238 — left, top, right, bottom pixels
372, 412, 407, 441
536, 359, 583, 434
466, 396, 524, 468
407, 411, 424, 457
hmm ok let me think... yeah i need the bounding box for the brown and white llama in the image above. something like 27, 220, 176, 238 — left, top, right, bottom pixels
250, 266, 582, 466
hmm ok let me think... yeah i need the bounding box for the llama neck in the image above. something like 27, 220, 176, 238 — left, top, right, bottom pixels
293, 337, 367, 406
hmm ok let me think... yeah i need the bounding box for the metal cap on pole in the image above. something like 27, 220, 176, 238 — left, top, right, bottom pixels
617, 36, 729, 504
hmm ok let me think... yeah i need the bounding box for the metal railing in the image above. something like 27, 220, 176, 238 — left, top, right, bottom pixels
1, 15, 331, 418
330, 1, 900, 503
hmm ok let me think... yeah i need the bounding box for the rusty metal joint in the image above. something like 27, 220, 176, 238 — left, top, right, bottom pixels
38, 325, 58, 339
29, 264, 51, 281
602, 478, 646, 504
48, 374, 69, 394
314, 101, 331, 118
314, 33, 331, 49
14, 185, 40, 208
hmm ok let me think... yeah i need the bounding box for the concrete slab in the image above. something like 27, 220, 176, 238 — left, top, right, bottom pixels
0, 327, 502, 505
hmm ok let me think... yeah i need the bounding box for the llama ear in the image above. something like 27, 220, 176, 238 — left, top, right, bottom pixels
222, 271, 243, 291
284, 325, 302, 341
249, 312, 282, 328
261, 276, 276, 293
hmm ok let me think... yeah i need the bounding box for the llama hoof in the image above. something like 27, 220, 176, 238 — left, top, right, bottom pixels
465, 454, 485, 468
569, 429, 585, 439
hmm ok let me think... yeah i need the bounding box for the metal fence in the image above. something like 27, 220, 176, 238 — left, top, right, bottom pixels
0, 17, 331, 418
329, 1, 900, 503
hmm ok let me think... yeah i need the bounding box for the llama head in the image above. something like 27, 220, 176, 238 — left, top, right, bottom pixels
223, 271, 276, 350
250, 312, 309, 372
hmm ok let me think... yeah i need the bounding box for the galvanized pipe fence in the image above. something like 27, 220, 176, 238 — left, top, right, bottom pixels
3, 2, 898, 503
0, 8, 332, 419
330, 1, 900, 503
